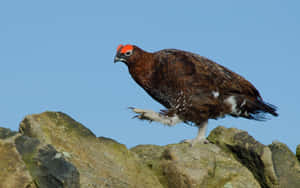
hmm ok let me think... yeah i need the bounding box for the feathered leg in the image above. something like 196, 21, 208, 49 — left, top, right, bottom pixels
182, 120, 209, 146
130, 107, 182, 126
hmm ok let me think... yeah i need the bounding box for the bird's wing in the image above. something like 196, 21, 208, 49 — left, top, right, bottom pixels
155, 49, 262, 100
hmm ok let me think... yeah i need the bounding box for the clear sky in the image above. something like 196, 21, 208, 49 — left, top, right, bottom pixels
1, 1, 299, 152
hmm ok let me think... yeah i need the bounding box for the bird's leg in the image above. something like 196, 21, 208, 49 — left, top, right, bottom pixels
129, 107, 182, 126
182, 120, 209, 146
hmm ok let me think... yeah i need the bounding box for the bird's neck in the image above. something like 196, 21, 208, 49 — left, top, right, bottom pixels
128, 52, 155, 89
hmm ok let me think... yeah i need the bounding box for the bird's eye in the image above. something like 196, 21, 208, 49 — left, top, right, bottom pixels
124, 50, 132, 56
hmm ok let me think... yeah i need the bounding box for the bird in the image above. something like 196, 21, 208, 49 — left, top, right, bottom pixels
114, 44, 278, 145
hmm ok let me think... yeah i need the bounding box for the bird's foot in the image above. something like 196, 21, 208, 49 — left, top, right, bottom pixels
129, 107, 157, 123
129, 107, 182, 126
181, 138, 210, 147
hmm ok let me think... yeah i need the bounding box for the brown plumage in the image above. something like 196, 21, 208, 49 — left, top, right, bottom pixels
114, 44, 278, 145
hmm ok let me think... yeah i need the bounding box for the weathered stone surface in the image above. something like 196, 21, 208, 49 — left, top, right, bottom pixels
208, 126, 279, 188
1, 112, 299, 188
0, 130, 35, 188
0, 126, 79, 188
0, 127, 17, 139
19, 111, 163, 188
15, 136, 80, 188
131, 143, 260, 188
297, 144, 300, 162
269, 142, 300, 188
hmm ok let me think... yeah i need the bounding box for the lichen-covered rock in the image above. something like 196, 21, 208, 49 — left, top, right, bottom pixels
269, 142, 300, 188
297, 144, 300, 162
131, 143, 260, 188
208, 126, 279, 188
0, 126, 79, 188
0, 127, 17, 139
15, 136, 80, 188
1, 112, 299, 188
0, 129, 35, 188
19, 111, 163, 188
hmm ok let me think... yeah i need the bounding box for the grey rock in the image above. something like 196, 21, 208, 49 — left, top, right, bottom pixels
0, 131, 35, 188
0, 127, 17, 139
269, 142, 300, 188
15, 135, 80, 188
208, 126, 279, 188
131, 143, 260, 188
19, 111, 163, 188
1, 112, 299, 188
296, 144, 300, 162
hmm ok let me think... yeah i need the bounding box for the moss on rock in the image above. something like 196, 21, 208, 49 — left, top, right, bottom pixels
208, 126, 279, 188
14, 135, 80, 188
0, 139, 35, 188
0, 127, 17, 139
296, 144, 300, 162
269, 141, 300, 188
1, 112, 299, 188
19, 111, 163, 188
132, 142, 260, 188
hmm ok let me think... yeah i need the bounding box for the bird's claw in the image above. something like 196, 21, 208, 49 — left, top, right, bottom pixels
129, 107, 153, 123
132, 115, 139, 119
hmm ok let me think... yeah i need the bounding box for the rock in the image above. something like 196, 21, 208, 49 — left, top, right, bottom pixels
1, 112, 299, 188
0, 129, 34, 188
15, 136, 80, 188
297, 145, 300, 162
208, 126, 278, 188
0, 127, 79, 188
19, 111, 163, 188
269, 142, 300, 188
131, 143, 260, 188
0, 127, 17, 139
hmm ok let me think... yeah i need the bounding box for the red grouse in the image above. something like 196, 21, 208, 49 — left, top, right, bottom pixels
114, 44, 278, 145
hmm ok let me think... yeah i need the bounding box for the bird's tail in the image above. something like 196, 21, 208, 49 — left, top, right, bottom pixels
243, 98, 278, 120
258, 100, 278, 116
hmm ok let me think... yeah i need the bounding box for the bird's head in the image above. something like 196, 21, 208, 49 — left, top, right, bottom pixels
114, 44, 139, 66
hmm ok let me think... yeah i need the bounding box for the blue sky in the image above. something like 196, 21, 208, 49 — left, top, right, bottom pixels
1, 1, 299, 152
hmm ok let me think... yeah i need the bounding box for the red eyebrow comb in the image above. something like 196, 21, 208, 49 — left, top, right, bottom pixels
120, 44, 133, 53
117, 44, 123, 52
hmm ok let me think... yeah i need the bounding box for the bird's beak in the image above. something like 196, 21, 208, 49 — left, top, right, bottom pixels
114, 55, 126, 63
114, 56, 120, 63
